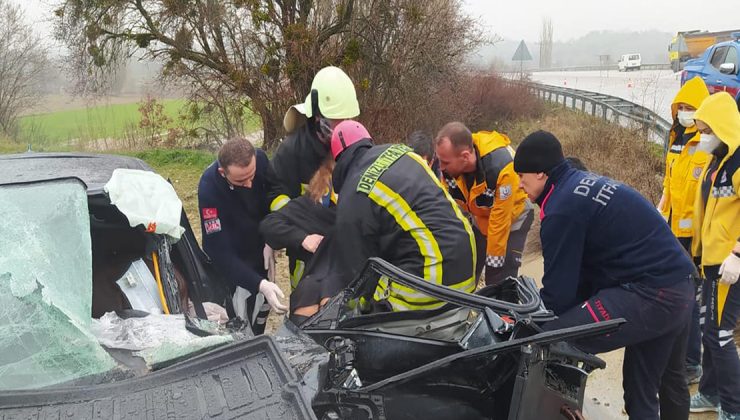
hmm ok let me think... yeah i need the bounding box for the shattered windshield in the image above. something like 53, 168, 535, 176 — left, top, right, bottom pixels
0, 179, 117, 390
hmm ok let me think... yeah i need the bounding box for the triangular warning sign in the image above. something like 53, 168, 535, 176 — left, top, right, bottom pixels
512, 40, 533, 61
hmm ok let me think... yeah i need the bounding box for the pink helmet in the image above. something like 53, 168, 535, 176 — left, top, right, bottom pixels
330, 120, 372, 160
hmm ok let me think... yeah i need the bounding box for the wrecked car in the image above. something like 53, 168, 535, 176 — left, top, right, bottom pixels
0, 152, 621, 419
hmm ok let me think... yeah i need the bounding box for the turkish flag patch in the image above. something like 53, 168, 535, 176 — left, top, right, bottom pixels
202, 207, 218, 220
204, 218, 222, 234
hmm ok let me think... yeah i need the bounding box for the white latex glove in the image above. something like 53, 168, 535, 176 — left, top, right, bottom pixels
259, 279, 288, 314
302, 234, 324, 253
719, 252, 740, 285
263, 244, 276, 283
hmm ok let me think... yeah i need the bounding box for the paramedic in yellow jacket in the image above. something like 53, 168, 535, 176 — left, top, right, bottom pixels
436, 122, 534, 286
687, 92, 740, 418
656, 76, 710, 384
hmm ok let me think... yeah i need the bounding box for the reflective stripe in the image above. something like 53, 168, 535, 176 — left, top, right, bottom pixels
270, 194, 290, 212
679, 218, 692, 229
369, 181, 443, 284
290, 259, 305, 290
407, 152, 477, 279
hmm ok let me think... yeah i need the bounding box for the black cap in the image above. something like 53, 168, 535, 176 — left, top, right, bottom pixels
514, 130, 565, 174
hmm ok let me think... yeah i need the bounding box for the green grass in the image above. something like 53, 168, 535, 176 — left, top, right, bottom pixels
18, 99, 188, 146
15, 99, 261, 149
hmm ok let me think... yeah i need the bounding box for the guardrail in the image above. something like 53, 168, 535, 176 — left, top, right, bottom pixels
528, 63, 672, 72
522, 81, 672, 149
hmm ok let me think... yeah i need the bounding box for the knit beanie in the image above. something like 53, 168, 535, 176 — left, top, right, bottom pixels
513, 130, 565, 174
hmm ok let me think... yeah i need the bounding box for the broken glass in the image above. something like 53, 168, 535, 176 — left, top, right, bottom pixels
0, 179, 116, 390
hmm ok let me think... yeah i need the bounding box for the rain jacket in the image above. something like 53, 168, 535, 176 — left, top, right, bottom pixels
331, 141, 477, 311
660, 77, 711, 240
692, 92, 740, 267
442, 131, 530, 268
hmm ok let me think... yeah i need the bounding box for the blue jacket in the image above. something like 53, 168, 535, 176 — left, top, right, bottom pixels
538, 161, 695, 315
197, 150, 270, 294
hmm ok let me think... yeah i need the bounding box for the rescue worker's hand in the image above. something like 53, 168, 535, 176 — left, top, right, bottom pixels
263, 245, 276, 283
259, 279, 288, 314
302, 234, 324, 253
656, 194, 668, 222
719, 252, 740, 285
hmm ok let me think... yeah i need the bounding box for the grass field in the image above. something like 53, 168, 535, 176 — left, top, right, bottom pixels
18, 99, 187, 147
15, 98, 260, 149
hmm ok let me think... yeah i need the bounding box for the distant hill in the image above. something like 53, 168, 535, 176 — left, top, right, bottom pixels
470, 30, 673, 70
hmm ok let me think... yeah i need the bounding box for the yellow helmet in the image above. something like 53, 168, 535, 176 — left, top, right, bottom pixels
283, 66, 360, 133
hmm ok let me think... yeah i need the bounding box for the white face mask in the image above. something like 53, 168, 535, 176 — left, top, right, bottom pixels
697, 133, 722, 153
677, 110, 695, 128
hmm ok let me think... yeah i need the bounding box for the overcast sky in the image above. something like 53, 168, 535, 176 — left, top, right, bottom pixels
10, 0, 740, 43
461, 0, 740, 42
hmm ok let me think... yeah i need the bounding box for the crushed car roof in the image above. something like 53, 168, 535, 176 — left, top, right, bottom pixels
0, 153, 152, 194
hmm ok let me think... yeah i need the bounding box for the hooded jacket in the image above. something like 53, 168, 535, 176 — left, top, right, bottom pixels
660, 77, 711, 239
692, 92, 740, 266
442, 131, 530, 268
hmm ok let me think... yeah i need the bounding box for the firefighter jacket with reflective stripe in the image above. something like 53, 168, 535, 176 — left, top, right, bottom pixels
660, 76, 711, 240
442, 131, 530, 268
331, 142, 476, 311
267, 124, 335, 211
661, 125, 710, 239
197, 151, 270, 294
692, 92, 740, 266
537, 160, 695, 316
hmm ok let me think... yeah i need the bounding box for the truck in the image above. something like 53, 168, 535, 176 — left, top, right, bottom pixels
669, 29, 740, 72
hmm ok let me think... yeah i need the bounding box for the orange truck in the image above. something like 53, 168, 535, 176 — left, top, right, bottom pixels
669, 29, 740, 72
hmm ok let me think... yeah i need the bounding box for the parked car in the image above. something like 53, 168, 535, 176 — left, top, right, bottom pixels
618, 53, 642, 71
682, 33, 740, 106
0, 152, 621, 419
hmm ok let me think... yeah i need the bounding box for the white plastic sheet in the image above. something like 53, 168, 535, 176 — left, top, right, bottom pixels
91, 312, 232, 366
104, 169, 185, 240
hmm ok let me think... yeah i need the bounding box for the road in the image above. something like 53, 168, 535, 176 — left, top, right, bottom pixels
531, 69, 684, 122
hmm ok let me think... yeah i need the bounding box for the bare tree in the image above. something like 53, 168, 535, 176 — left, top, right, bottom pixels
538, 17, 553, 70
52, 0, 481, 150
0, 1, 48, 137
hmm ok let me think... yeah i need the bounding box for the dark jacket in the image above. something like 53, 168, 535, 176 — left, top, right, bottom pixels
267, 124, 329, 211
328, 141, 477, 311
197, 150, 270, 294
537, 160, 696, 315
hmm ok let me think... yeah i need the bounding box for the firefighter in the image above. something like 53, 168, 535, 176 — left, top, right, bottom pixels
435, 122, 533, 286
514, 130, 696, 420
198, 138, 287, 335
259, 157, 336, 292
291, 120, 476, 314
688, 92, 740, 420
267, 65, 359, 290
657, 76, 711, 383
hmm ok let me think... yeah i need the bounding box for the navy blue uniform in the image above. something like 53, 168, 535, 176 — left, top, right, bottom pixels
539, 161, 696, 420
197, 150, 270, 333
